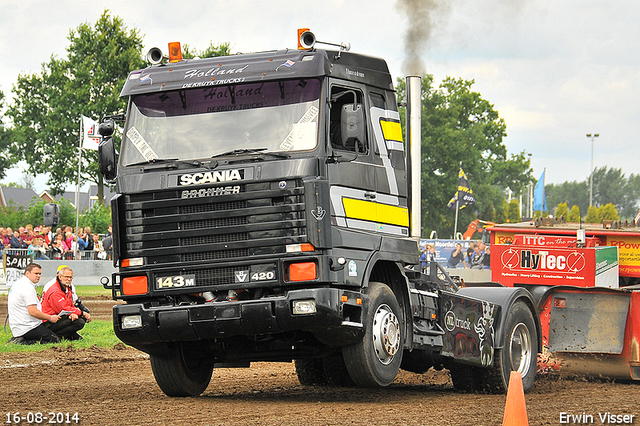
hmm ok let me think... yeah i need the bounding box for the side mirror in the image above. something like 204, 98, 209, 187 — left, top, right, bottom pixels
43, 203, 59, 227
341, 104, 365, 151
98, 119, 115, 137
99, 136, 117, 181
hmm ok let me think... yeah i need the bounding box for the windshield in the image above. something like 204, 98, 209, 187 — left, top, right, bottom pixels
120, 78, 322, 166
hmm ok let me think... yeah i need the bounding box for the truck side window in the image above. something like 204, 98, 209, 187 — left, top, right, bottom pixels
369, 92, 385, 109
330, 87, 367, 154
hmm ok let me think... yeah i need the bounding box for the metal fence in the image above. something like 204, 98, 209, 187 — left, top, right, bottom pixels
1, 248, 111, 261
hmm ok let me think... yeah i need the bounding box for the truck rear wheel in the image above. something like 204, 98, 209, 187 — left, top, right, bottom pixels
150, 343, 214, 397
342, 282, 403, 387
480, 300, 537, 393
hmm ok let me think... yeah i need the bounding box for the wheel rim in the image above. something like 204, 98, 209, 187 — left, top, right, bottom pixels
509, 322, 533, 377
372, 303, 400, 365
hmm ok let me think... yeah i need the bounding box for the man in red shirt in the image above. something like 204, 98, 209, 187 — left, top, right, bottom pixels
41, 266, 91, 340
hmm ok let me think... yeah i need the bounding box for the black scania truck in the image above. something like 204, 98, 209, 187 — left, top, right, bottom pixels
98, 31, 540, 397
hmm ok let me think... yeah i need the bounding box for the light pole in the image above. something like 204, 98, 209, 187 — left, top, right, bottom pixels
586, 133, 599, 207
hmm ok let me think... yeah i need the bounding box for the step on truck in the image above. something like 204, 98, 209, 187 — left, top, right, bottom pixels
97, 30, 541, 396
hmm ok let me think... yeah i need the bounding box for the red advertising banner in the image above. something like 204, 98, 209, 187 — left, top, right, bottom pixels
491, 245, 595, 287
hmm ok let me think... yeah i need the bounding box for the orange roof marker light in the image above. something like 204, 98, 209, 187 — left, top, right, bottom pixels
168, 42, 183, 62
298, 28, 313, 50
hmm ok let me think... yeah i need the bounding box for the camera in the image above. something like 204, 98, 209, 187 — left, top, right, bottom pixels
75, 298, 91, 314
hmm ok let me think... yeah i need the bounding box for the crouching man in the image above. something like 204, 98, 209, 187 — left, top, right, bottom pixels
41, 266, 91, 341
7, 263, 61, 344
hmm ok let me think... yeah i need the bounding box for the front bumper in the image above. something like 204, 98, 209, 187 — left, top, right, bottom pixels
113, 287, 366, 354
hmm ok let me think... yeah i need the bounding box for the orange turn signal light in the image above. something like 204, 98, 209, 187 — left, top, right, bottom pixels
168, 42, 183, 62
341, 295, 348, 303
122, 276, 148, 295
289, 262, 317, 282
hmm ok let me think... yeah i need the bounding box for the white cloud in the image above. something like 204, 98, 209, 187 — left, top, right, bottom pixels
1, 0, 640, 188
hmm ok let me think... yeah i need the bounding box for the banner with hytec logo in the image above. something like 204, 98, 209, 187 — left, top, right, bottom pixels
492, 244, 619, 288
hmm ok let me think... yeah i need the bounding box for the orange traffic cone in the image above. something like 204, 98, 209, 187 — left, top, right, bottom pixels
502, 371, 529, 426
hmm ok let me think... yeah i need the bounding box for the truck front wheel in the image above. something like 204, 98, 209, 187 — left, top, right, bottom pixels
150, 343, 214, 397
342, 282, 403, 387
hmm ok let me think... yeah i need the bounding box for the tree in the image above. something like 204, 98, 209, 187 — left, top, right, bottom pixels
80, 202, 112, 234
182, 42, 231, 59
504, 199, 521, 223
24, 198, 77, 230
396, 76, 533, 237
567, 205, 581, 222
546, 180, 588, 218
8, 11, 145, 202
555, 202, 569, 221
0, 90, 17, 178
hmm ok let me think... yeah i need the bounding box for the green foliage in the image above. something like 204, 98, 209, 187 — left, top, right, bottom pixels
0, 90, 18, 178
8, 11, 145, 197
504, 199, 521, 223
568, 205, 581, 222
599, 203, 620, 221
396, 76, 533, 237
584, 203, 619, 223
555, 202, 569, 221
80, 202, 112, 233
546, 167, 640, 221
0, 200, 29, 229
182, 41, 231, 59
24, 198, 77, 230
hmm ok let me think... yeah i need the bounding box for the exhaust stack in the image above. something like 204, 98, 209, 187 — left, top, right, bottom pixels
406, 76, 422, 242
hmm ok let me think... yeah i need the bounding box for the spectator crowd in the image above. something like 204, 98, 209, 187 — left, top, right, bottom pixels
1, 223, 112, 261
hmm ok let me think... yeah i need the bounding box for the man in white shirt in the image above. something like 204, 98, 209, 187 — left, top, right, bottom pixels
7, 263, 61, 344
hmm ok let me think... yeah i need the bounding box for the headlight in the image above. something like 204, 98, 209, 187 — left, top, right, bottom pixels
292, 299, 317, 315
121, 314, 143, 329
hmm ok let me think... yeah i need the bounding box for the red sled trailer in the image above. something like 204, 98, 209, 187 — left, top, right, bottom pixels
487, 222, 640, 381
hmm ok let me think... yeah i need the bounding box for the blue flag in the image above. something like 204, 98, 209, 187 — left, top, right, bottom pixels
533, 169, 547, 212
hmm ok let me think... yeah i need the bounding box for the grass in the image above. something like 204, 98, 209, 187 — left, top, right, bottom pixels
70, 285, 113, 298
0, 319, 122, 353
1, 285, 121, 353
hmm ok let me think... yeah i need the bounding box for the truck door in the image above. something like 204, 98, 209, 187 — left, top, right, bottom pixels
327, 83, 378, 232
327, 84, 408, 238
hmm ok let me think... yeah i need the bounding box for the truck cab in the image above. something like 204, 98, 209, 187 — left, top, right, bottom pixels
99, 35, 539, 397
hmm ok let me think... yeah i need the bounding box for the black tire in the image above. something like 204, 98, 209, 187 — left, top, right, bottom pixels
294, 358, 327, 386
323, 353, 356, 387
342, 282, 403, 387
150, 343, 214, 397
480, 300, 537, 394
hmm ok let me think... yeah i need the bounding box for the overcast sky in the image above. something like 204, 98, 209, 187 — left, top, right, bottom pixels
1, 0, 638, 192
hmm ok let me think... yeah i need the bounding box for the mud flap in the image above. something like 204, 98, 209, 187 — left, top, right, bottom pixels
440, 292, 501, 367
549, 291, 630, 353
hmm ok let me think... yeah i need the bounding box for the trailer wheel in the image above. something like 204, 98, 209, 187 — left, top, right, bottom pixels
481, 300, 537, 394
294, 358, 327, 386
150, 343, 214, 397
342, 282, 403, 387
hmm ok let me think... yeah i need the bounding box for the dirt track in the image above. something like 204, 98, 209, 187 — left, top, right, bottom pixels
2, 299, 639, 426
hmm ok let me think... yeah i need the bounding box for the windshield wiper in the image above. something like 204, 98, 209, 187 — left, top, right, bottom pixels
127, 158, 179, 167
211, 148, 268, 158
127, 158, 208, 169
210, 148, 291, 164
